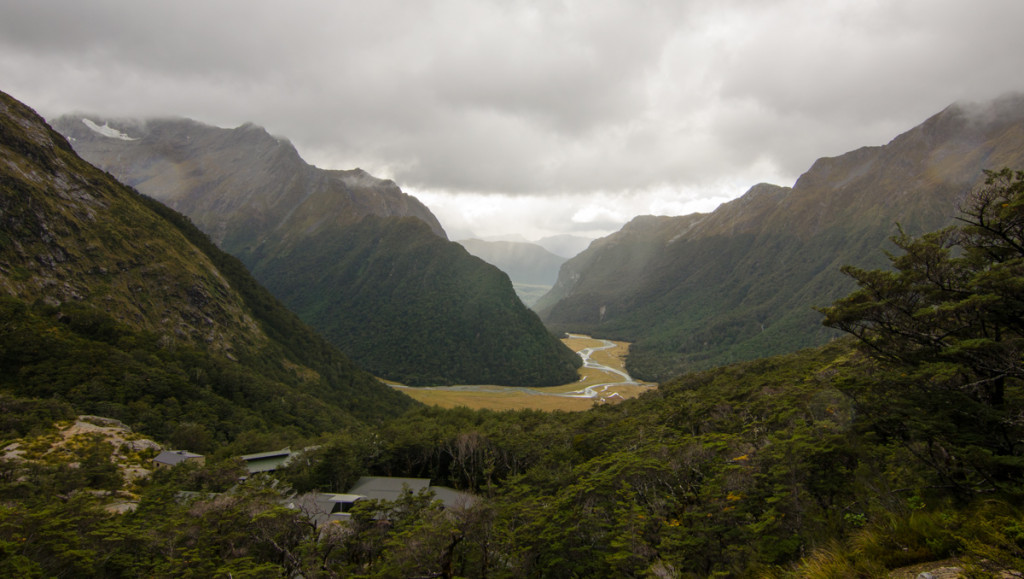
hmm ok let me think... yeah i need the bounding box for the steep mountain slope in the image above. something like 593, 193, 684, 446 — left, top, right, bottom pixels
259, 217, 580, 385
52, 115, 579, 386
537, 94, 1024, 380
51, 116, 445, 251
458, 238, 566, 306
0, 89, 416, 444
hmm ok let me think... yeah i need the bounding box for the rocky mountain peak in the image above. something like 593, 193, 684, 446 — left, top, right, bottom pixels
50, 114, 447, 251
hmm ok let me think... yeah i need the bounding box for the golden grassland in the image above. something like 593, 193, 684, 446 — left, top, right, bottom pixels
389, 335, 657, 411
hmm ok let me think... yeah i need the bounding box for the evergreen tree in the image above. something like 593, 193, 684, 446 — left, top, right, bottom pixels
819, 168, 1024, 495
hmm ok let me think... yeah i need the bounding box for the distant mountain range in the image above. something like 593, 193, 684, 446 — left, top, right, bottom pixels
457, 238, 566, 306
534, 234, 594, 259
52, 114, 579, 387
536, 94, 1024, 381
0, 89, 416, 443
469, 233, 593, 259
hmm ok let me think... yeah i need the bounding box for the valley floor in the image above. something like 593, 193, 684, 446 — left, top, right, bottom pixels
389, 334, 657, 411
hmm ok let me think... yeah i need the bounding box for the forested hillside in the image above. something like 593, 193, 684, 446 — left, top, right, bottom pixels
53, 114, 580, 387
253, 215, 581, 386
537, 95, 1024, 381
0, 90, 416, 448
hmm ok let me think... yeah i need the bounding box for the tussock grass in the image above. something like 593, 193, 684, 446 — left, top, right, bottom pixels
389, 335, 657, 411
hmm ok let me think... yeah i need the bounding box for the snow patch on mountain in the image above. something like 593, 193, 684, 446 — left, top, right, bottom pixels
82, 118, 136, 141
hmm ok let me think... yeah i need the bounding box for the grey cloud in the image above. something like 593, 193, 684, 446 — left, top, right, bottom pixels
706, 0, 1024, 178
2, 0, 1024, 205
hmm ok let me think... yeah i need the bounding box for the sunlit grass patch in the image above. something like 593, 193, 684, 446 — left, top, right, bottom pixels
387, 334, 657, 411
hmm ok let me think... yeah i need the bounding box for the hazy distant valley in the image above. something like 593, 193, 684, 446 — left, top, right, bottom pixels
456, 237, 567, 306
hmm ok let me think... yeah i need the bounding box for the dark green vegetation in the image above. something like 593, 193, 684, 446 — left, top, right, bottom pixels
0, 90, 416, 447
537, 95, 1024, 382
253, 215, 581, 386
53, 114, 580, 387
3, 167, 1024, 577
819, 168, 1024, 499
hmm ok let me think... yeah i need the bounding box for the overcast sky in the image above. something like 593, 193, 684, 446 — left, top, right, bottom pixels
3, 1, 1024, 241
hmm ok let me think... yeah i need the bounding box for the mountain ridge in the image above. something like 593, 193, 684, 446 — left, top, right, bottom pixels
52, 115, 446, 250
537, 93, 1024, 380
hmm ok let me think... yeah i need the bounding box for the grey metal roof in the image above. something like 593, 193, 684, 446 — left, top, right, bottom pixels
346, 476, 431, 502
238, 448, 293, 474
153, 450, 203, 466
430, 485, 477, 509
344, 477, 475, 509
238, 448, 291, 461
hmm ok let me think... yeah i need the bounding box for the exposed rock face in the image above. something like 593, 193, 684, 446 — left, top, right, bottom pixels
50, 116, 446, 255
915, 568, 964, 579
537, 94, 1024, 380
